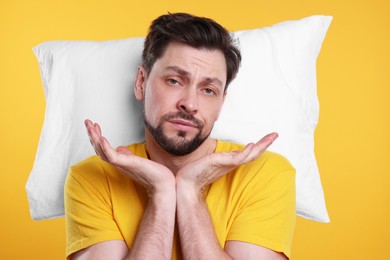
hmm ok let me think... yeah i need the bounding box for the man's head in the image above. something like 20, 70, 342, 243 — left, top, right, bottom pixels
135, 13, 241, 156
142, 12, 241, 91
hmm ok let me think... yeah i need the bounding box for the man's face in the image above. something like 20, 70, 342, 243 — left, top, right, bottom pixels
135, 41, 227, 156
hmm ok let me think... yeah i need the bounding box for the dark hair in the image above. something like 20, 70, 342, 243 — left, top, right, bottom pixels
142, 12, 241, 90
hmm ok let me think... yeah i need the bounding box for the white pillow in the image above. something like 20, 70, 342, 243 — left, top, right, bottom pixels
27, 15, 332, 222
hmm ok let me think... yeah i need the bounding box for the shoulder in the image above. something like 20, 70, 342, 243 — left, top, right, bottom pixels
212, 141, 296, 258
69, 154, 111, 181
65, 155, 114, 199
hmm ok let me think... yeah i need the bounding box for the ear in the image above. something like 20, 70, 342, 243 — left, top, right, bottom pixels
134, 66, 147, 101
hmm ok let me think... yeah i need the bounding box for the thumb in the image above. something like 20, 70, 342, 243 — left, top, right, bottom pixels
116, 146, 132, 156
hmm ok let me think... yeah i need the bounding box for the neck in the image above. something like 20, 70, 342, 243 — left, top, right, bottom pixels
144, 131, 217, 174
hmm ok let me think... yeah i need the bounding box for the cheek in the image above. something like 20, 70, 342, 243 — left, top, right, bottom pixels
143, 81, 159, 116
200, 99, 224, 127
143, 89, 171, 125
143, 99, 160, 125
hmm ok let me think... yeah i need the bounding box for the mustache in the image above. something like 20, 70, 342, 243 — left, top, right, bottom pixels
162, 111, 204, 128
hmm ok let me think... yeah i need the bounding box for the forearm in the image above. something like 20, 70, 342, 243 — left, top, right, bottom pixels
176, 181, 233, 260
126, 190, 176, 260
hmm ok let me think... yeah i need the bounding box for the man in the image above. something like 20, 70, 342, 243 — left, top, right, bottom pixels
65, 13, 296, 259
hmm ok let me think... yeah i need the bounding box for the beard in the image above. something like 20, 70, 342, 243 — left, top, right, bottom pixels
143, 110, 211, 156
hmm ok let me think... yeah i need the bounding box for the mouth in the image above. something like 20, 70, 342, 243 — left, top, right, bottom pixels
161, 111, 204, 133
168, 118, 198, 131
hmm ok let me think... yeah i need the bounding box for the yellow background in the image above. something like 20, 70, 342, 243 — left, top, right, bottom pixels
1, 0, 389, 259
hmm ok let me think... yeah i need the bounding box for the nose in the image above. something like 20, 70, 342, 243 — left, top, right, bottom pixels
177, 88, 198, 114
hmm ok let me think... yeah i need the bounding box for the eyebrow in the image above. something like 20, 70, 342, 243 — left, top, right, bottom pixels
165, 66, 224, 88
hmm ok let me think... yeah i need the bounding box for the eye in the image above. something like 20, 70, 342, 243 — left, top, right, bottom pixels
167, 78, 180, 85
203, 87, 217, 96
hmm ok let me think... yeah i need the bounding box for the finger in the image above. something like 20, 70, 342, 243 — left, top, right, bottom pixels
214, 142, 255, 166
94, 122, 102, 136
85, 119, 97, 141
256, 132, 278, 147
85, 120, 109, 161
232, 132, 278, 164
88, 126, 105, 159
234, 142, 256, 162
84, 119, 93, 128
99, 136, 120, 164
240, 141, 269, 165
85, 120, 95, 145
248, 132, 278, 160
116, 146, 132, 156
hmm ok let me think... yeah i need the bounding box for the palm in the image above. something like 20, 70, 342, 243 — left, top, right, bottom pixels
177, 133, 278, 191
85, 119, 175, 194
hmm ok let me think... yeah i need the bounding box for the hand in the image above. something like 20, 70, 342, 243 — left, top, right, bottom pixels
176, 133, 279, 195
85, 119, 175, 195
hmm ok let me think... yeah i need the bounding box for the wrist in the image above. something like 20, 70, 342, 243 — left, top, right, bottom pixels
176, 176, 203, 204
148, 186, 176, 211
147, 173, 176, 197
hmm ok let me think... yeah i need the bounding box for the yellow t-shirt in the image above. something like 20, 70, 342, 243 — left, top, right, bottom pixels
65, 140, 296, 259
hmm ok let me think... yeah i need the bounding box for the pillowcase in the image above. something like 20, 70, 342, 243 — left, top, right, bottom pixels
27, 15, 332, 222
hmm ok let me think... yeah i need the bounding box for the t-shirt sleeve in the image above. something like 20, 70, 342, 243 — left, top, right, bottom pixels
226, 154, 296, 258
64, 158, 123, 258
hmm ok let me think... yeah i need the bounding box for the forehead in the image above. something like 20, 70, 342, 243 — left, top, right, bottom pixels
153, 41, 227, 83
